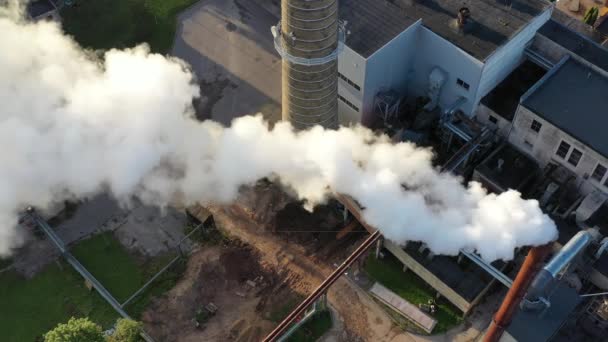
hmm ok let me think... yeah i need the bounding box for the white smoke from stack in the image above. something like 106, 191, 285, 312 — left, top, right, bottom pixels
0, 4, 557, 261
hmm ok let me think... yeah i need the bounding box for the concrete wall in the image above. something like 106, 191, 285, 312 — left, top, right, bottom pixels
337, 44, 366, 125
508, 105, 608, 196
475, 103, 512, 138
359, 20, 421, 124
531, 34, 608, 78
409, 27, 483, 115
476, 7, 553, 107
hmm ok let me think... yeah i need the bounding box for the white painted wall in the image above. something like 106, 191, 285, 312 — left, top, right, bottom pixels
475, 103, 512, 138
359, 20, 421, 124
337, 45, 366, 125
475, 7, 553, 108
409, 27, 483, 115
508, 105, 608, 196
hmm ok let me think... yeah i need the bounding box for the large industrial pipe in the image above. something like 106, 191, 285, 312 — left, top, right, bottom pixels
522, 229, 596, 310
484, 244, 553, 342
272, 0, 343, 129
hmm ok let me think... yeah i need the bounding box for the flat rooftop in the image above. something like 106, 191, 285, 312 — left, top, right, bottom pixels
507, 281, 581, 342
538, 19, 608, 72
522, 57, 608, 158
481, 60, 547, 121
26, 0, 55, 19
341, 0, 550, 60
475, 143, 539, 193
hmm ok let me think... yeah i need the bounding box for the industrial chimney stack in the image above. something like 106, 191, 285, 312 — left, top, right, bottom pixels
272, 0, 344, 129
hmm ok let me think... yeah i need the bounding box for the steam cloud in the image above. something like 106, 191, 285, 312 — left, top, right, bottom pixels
0, 3, 557, 261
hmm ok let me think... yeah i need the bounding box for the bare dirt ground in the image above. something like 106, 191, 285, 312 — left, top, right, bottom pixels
141, 238, 311, 342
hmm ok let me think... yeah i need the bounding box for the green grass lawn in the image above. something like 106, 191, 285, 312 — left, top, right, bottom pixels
61, 0, 199, 53
364, 253, 463, 334
0, 264, 118, 342
287, 310, 332, 342
0, 232, 184, 341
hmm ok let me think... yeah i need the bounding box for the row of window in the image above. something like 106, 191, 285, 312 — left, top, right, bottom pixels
338, 73, 361, 91
555, 140, 608, 186
530, 118, 608, 186
338, 94, 359, 112
456, 78, 470, 91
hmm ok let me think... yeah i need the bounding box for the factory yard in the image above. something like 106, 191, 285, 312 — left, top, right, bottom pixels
172, 0, 281, 125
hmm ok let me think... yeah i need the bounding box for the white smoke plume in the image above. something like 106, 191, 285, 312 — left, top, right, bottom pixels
0, 4, 557, 261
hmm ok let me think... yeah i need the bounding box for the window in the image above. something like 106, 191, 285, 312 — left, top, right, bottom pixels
338, 73, 361, 91
530, 120, 542, 133
338, 94, 359, 112
489, 115, 498, 124
556, 141, 571, 159
457, 78, 470, 90
524, 140, 534, 148
567, 148, 582, 167
591, 164, 607, 182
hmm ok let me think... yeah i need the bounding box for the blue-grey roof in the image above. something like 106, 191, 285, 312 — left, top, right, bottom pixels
27, 0, 55, 19
522, 57, 608, 158
538, 19, 608, 72
507, 281, 581, 341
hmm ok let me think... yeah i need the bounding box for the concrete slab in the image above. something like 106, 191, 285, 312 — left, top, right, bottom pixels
173, 0, 281, 125
370, 282, 437, 333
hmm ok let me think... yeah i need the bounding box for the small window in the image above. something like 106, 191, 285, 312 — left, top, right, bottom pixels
489, 115, 498, 124
567, 148, 582, 167
530, 120, 542, 133
591, 164, 607, 182
338, 94, 359, 112
524, 140, 534, 148
457, 78, 470, 90
556, 141, 571, 159
338, 73, 361, 92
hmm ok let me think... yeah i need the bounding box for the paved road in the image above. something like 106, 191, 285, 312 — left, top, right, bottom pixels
173, 0, 282, 125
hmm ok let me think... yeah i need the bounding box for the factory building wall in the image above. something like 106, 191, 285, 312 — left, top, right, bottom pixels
360, 20, 421, 125
475, 7, 553, 109
409, 27, 483, 115
337, 44, 366, 126
475, 103, 512, 138
508, 105, 608, 196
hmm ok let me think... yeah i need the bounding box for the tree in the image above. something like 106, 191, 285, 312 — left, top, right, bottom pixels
44, 317, 104, 342
108, 318, 143, 342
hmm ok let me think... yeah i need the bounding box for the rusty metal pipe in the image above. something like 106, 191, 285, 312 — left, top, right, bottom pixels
263, 230, 381, 341
484, 244, 552, 342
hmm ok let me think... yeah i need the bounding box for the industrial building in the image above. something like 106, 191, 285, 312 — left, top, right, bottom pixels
335, 0, 552, 126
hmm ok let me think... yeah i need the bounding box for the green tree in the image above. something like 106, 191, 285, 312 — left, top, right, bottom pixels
44, 317, 104, 342
108, 318, 142, 342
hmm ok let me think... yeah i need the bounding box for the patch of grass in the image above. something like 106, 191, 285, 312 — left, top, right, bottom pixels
0, 263, 118, 342
287, 310, 332, 342
267, 294, 306, 323
364, 253, 463, 334
0, 232, 186, 341
71, 232, 185, 318
61, 0, 199, 53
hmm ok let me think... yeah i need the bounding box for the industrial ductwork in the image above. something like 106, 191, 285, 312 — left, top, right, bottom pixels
522, 229, 599, 311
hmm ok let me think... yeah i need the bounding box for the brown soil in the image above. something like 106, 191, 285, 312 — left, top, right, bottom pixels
142, 238, 311, 342
143, 183, 413, 341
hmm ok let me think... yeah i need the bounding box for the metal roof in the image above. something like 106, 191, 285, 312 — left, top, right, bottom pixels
341, 0, 550, 60
522, 57, 608, 158
507, 281, 581, 341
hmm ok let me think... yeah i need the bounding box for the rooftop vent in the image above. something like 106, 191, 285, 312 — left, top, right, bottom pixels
451, 7, 475, 34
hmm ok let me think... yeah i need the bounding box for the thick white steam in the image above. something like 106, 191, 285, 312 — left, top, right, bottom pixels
0, 6, 557, 261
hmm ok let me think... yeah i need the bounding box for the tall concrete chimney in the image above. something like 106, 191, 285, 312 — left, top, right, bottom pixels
272, 0, 344, 129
